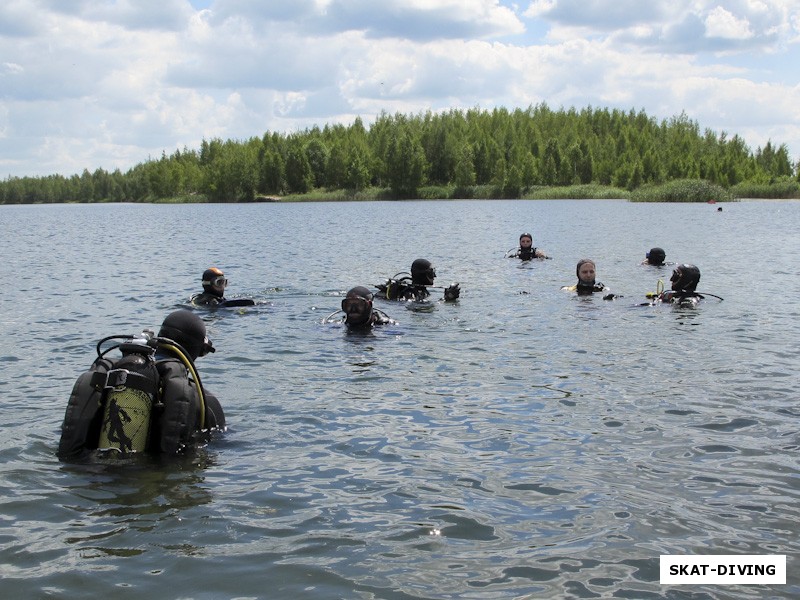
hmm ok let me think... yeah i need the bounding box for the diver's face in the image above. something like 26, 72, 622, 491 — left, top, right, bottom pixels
670, 269, 682, 290
210, 276, 228, 293
520, 237, 532, 249
578, 263, 595, 283
343, 297, 371, 325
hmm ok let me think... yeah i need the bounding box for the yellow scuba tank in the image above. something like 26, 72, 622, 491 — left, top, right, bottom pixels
97, 340, 160, 454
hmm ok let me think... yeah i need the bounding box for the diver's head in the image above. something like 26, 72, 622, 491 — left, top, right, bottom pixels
202, 267, 227, 297
519, 233, 533, 250
576, 259, 596, 286
670, 264, 700, 293
646, 247, 666, 265
411, 259, 436, 286
342, 286, 374, 327
158, 309, 215, 360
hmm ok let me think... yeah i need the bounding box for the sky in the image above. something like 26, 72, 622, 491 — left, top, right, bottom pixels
1, 0, 799, 179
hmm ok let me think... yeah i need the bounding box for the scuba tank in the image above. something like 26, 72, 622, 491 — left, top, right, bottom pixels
59, 327, 212, 459
377, 272, 412, 300
96, 333, 161, 454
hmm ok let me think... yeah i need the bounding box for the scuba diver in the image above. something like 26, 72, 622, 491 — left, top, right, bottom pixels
561, 258, 610, 296
646, 263, 722, 306
642, 247, 667, 266
327, 286, 394, 329
505, 233, 549, 260
191, 267, 255, 308
58, 310, 225, 460
375, 258, 460, 302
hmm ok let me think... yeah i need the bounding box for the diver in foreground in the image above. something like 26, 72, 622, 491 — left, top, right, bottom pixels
58, 310, 225, 460
376, 259, 460, 302
645, 264, 722, 306
561, 258, 609, 296
191, 267, 255, 308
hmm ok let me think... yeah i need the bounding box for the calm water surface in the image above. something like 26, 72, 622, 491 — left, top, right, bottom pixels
0, 200, 798, 599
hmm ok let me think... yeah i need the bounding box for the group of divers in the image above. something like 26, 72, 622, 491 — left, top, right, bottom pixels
57, 232, 720, 462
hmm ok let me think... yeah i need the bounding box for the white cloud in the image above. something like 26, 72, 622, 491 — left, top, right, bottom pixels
0, 1, 41, 37
320, 0, 524, 40
524, 0, 664, 29
2, 62, 24, 75
40, 0, 194, 31
524, 0, 556, 18
1, 0, 799, 178
704, 7, 754, 39
524, 0, 794, 53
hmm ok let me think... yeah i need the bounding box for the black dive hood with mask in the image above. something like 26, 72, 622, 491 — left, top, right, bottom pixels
646, 247, 666, 265
158, 310, 214, 360
202, 268, 226, 298
411, 259, 436, 286
671, 264, 700, 293
342, 286, 374, 327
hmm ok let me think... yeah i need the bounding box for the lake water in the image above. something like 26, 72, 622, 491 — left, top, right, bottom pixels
0, 199, 798, 599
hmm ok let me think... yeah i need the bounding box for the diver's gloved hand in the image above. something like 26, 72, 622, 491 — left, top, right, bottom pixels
444, 283, 460, 301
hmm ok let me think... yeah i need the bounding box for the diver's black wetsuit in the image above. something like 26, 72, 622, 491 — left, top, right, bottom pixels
576, 282, 607, 296
344, 311, 393, 329
376, 259, 460, 302
651, 264, 708, 306
191, 292, 255, 308
375, 277, 431, 301
509, 247, 545, 261
561, 281, 607, 295
653, 291, 704, 306
191, 291, 225, 306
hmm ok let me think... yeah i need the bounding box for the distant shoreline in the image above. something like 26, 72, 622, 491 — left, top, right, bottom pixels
3, 179, 799, 205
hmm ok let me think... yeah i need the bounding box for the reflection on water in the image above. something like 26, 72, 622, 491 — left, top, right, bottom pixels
0, 200, 798, 599
61, 459, 214, 559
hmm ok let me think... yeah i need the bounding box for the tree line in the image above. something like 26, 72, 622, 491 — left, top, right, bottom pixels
1, 104, 797, 204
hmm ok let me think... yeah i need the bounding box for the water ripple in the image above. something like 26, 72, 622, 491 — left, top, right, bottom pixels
2, 201, 799, 599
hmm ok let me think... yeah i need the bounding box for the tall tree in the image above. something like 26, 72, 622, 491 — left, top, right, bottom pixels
385, 129, 426, 197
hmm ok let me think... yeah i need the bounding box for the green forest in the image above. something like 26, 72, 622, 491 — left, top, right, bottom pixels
1, 104, 798, 204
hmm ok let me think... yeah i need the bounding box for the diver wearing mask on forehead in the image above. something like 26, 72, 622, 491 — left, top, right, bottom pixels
191, 267, 255, 308
335, 286, 394, 329
376, 259, 461, 302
